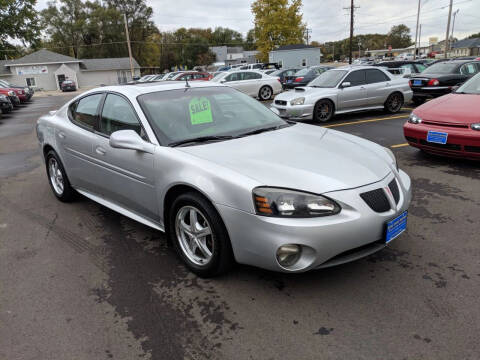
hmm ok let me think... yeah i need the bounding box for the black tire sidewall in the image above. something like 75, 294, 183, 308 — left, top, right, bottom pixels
386, 92, 404, 113
168, 192, 233, 277
259, 86, 272, 100
45, 150, 75, 202
314, 100, 333, 122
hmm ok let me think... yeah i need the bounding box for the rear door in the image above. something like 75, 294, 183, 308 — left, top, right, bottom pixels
90, 93, 159, 221
337, 70, 368, 110
364, 69, 392, 106
58, 93, 104, 194
242, 72, 263, 96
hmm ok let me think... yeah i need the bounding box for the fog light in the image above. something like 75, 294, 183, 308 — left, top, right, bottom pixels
276, 244, 301, 267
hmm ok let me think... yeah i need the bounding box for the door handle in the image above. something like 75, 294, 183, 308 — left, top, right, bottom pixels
58, 131, 66, 139
95, 146, 106, 155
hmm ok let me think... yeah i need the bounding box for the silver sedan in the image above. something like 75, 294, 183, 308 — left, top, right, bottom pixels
37, 81, 411, 277
272, 66, 413, 122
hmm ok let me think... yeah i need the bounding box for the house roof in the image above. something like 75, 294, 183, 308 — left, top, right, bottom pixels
451, 37, 480, 49
6, 49, 80, 66
272, 44, 319, 52
79, 57, 140, 71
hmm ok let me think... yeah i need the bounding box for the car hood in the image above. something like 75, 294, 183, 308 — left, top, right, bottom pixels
415, 93, 480, 124
177, 123, 391, 194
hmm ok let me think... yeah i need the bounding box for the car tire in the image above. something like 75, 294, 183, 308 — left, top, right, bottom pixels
168, 192, 234, 277
45, 150, 76, 202
412, 97, 425, 106
313, 99, 334, 122
384, 92, 404, 113
258, 85, 273, 101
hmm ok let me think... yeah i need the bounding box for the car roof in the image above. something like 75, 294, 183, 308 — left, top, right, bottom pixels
82, 81, 227, 98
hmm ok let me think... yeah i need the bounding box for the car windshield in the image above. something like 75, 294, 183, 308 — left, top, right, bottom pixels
422, 62, 458, 74
456, 73, 480, 94
307, 70, 348, 87
138, 87, 288, 146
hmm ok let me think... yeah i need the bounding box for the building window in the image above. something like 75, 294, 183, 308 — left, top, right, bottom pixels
302, 59, 307, 66
26, 78, 36, 87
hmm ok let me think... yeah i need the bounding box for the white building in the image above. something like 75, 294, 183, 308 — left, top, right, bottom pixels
0, 49, 141, 91
269, 44, 322, 68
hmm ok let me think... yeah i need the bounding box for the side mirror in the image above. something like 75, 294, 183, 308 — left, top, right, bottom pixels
341, 82, 351, 88
109, 130, 154, 154
220, 79, 226, 84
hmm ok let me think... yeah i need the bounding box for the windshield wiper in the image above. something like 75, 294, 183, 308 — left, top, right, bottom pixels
236, 124, 290, 138
169, 135, 234, 147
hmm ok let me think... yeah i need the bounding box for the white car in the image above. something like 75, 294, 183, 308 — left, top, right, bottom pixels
211, 70, 282, 100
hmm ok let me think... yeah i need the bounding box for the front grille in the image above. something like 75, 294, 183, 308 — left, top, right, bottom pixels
388, 179, 400, 204
422, 120, 468, 128
465, 145, 480, 153
419, 139, 461, 151
275, 100, 287, 106
360, 188, 390, 213
405, 136, 417, 143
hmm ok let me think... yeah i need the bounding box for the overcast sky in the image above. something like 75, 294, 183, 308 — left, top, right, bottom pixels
36, 0, 479, 46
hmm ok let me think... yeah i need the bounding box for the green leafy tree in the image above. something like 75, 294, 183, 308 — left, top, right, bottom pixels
40, 0, 87, 58
251, 0, 306, 62
244, 29, 257, 50
0, 0, 40, 51
386, 24, 412, 49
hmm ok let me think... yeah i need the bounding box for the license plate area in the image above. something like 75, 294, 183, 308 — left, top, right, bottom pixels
413, 80, 422, 86
385, 211, 408, 244
427, 131, 448, 144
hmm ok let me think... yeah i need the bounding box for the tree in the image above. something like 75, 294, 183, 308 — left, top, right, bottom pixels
251, 0, 306, 62
467, 32, 480, 39
0, 0, 40, 51
386, 24, 412, 49
244, 29, 257, 50
40, 0, 87, 58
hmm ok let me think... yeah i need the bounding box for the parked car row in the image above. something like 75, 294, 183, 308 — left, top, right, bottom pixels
0, 79, 34, 117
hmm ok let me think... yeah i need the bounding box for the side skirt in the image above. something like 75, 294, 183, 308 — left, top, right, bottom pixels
75, 188, 165, 232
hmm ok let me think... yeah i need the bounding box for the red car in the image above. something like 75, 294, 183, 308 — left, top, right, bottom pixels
0, 84, 27, 102
172, 72, 213, 81
0, 87, 21, 106
404, 73, 480, 160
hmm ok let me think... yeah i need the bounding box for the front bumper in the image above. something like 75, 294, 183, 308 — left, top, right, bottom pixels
9, 96, 20, 106
0, 101, 13, 112
271, 102, 314, 120
404, 122, 480, 160
218, 170, 412, 272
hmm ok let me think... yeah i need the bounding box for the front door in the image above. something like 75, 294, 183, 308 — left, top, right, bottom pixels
57, 74, 66, 89
91, 93, 159, 221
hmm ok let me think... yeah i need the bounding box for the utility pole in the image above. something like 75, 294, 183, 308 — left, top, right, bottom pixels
444, 0, 453, 59
418, 24, 422, 57
344, 0, 358, 64
413, 0, 421, 60
332, 43, 335, 61
358, 40, 361, 58
305, 28, 312, 45
123, 13, 135, 79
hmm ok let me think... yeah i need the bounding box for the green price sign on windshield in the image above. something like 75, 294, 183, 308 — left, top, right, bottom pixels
189, 97, 213, 125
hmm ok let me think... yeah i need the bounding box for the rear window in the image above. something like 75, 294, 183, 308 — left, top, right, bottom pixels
423, 62, 459, 74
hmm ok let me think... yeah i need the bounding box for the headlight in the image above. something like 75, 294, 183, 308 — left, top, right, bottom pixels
24, 87, 29, 93
385, 147, 399, 171
8, 91, 15, 96
253, 187, 341, 218
471, 123, 480, 131
290, 97, 305, 106
408, 113, 422, 124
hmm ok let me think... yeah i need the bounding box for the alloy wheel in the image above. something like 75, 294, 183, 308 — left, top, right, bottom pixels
388, 94, 402, 112
316, 102, 331, 121
260, 86, 272, 100
175, 206, 214, 266
48, 157, 64, 195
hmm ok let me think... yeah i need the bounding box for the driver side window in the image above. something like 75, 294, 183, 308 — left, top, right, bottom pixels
98, 94, 145, 139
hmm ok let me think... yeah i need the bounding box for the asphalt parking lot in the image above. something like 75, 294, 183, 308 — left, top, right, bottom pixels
1, 95, 479, 360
